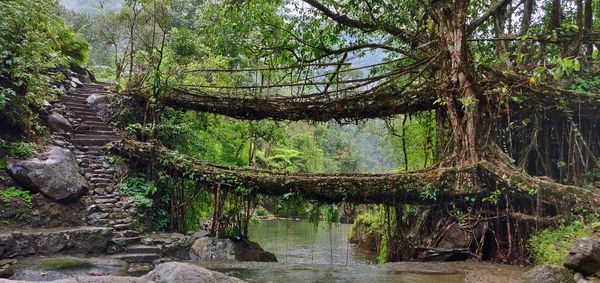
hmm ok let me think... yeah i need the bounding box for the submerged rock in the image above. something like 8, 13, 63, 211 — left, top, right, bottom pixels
143, 261, 246, 283
8, 146, 89, 202
521, 264, 574, 283
564, 238, 600, 276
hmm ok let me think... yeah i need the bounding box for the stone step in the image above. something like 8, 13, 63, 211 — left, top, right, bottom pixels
71, 114, 101, 120
76, 130, 116, 136
72, 135, 120, 142
127, 245, 160, 254
93, 168, 116, 174
66, 107, 97, 114
60, 96, 88, 102
92, 182, 112, 189
79, 121, 112, 127
111, 237, 143, 246
62, 102, 90, 109
71, 138, 116, 146
112, 223, 133, 231
95, 198, 119, 204
116, 230, 140, 238
111, 253, 159, 264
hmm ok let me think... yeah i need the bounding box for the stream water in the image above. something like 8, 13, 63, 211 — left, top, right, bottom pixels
196, 219, 526, 283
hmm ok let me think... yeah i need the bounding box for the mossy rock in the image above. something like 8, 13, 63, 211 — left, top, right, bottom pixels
37, 257, 94, 270
521, 264, 574, 283
233, 239, 277, 262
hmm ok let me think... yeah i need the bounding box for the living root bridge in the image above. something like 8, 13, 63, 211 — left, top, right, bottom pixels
158, 87, 435, 122
111, 139, 599, 208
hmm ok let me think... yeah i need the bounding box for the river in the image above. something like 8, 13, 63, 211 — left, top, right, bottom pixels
196, 219, 526, 283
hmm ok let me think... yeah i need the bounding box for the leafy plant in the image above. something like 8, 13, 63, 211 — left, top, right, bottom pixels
6, 142, 37, 159
419, 185, 439, 201
118, 175, 157, 207
0, 187, 32, 208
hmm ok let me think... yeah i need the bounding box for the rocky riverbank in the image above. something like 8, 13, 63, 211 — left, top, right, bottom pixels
0, 261, 245, 283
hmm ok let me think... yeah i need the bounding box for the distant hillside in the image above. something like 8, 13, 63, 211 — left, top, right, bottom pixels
59, 0, 123, 14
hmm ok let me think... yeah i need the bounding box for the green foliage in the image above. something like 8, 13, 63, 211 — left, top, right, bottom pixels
482, 189, 502, 204
0, 0, 89, 135
419, 185, 439, 201
118, 175, 157, 207
5, 142, 37, 159
0, 187, 32, 208
349, 207, 390, 264
551, 57, 581, 80
529, 221, 599, 265
104, 154, 125, 165
56, 27, 90, 65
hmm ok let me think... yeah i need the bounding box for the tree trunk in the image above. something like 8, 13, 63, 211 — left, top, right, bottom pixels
584, 0, 593, 57
433, 0, 480, 166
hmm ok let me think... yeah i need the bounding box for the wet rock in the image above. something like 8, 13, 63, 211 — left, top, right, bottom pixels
8, 146, 89, 202
0, 267, 13, 279
127, 263, 153, 274
143, 262, 246, 283
189, 237, 276, 262
233, 240, 277, 262
565, 238, 600, 276
0, 227, 113, 258
48, 113, 72, 133
189, 237, 235, 261
521, 264, 574, 283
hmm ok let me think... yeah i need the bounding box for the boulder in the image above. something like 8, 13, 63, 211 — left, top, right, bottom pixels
521, 264, 574, 283
87, 93, 111, 121
143, 262, 246, 283
48, 113, 72, 132
189, 237, 277, 262
0, 227, 113, 258
0, 265, 13, 278
189, 237, 235, 261
8, 146, 88, 202
565, 238, 600, 276
233, 240, 277, 262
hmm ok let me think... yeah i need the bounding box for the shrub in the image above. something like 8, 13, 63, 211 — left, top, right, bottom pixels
118, 175, 156, 207
6, 142, 37, 159
56, 27, 90, 66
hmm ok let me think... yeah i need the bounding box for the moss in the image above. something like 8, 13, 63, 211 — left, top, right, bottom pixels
529, 220, 600, 265
37, 257, 93, 270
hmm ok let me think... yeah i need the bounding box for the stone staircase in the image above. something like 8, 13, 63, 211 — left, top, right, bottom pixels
59, 83, 143, 250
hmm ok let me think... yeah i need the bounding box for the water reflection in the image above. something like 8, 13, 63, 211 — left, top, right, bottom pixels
248, 219, 375, 265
